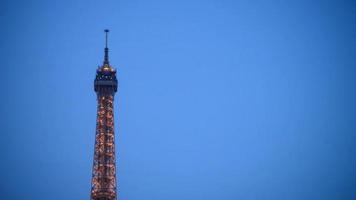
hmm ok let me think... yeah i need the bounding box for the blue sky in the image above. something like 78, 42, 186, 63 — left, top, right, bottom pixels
0, 0, 355, 199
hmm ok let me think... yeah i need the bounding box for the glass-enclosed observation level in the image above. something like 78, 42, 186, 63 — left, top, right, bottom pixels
94, 64, 118, 93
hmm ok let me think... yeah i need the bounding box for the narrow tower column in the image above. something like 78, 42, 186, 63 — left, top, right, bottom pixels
91, 30, 118, 200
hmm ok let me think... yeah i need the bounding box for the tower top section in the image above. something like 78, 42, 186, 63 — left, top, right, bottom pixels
99, 29, 115, 72
95, 29, 118, 93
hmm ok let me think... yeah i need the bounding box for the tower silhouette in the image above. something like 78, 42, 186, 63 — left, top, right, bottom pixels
91, 29, 118, 200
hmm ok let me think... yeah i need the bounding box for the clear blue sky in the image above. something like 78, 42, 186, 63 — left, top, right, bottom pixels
0, 0, 356, 199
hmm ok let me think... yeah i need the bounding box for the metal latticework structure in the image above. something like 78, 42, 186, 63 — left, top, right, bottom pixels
91, 30, 118, 200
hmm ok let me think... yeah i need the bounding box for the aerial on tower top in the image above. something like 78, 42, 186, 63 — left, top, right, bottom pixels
103, 29, 110, 65
104, 29, 109, 48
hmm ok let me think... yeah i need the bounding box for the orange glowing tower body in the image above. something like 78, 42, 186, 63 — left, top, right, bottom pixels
91, 30, 118, 200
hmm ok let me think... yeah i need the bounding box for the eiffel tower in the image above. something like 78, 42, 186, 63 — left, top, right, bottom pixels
91, 29, 118, 200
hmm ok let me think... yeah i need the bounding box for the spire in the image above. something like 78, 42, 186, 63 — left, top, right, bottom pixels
103, 29, 109, 65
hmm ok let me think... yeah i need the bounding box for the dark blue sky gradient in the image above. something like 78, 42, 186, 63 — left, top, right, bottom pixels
0, 0, 356, 199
